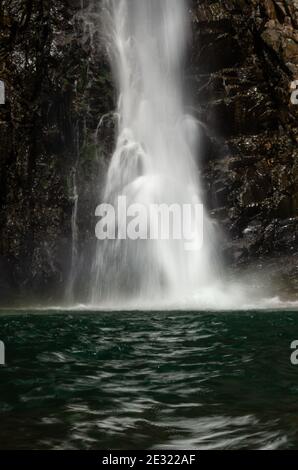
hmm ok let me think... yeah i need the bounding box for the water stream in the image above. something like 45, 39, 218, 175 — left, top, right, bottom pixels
90, 0, 223, 307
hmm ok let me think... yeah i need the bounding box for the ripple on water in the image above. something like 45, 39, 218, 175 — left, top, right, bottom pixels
0, 309, 297, 449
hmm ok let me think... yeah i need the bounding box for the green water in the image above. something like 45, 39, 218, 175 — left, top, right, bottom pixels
0, 309, 298, 449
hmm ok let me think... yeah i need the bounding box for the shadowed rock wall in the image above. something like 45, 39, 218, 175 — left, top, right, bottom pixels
0, 0, 113, 304
190, 0, 298, 296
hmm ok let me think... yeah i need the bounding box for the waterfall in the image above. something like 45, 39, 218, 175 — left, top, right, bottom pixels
90, 0, 222, 307
66, 167, 79, 303
66, 124, 80, 304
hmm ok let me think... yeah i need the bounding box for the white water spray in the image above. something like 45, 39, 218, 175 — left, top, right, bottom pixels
91, 0, 225, 307
66, 167, 79, 302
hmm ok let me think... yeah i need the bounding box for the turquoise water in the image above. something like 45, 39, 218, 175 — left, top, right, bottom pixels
0, 309, 298, 449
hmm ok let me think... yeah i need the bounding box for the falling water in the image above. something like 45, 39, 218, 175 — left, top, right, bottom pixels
90, 0, 224, 307
66, 122, 80, 303
66, 168, 79, 303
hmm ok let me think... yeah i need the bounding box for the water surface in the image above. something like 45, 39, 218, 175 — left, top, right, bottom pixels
0, 309, 298, 449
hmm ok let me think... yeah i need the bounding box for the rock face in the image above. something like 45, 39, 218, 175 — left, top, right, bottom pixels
0, 0, 113, 304
0, 0, 297, 305
189, 0, 298, 297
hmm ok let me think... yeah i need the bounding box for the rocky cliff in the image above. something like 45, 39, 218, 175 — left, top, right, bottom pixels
190, 0, 298, 298
0, 0, 297, 305
0, 0, 113, 304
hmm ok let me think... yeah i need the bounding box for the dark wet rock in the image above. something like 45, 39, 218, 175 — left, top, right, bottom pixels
0, 0, 113, 304
191, 0, 298, 296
